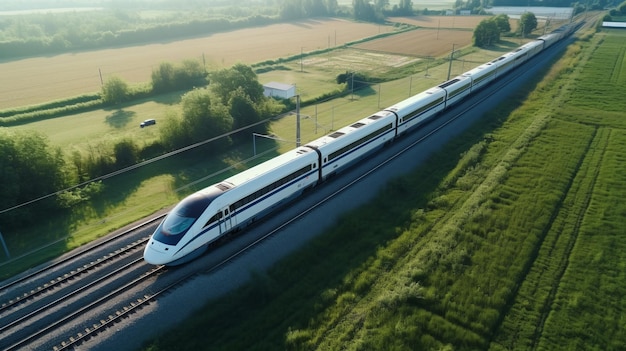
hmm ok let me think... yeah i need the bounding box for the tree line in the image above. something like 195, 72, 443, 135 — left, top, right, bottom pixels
0, 11, 278, 60
472, 12, 542, 48
0, 1, 419, 59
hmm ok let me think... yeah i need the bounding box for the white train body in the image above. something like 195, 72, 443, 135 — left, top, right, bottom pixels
389, 87, 446, 136
144, 147, 319, 265
307, 110, 398, 180
144, 23, 576, 265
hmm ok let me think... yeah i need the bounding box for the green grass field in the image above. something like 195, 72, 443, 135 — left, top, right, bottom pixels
141, 28, 626, 350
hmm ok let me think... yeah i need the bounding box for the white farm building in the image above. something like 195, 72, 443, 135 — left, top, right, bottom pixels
263, 82, 296, 99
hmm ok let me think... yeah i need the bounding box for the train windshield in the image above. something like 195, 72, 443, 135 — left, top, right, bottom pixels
152, 193, 215, 245
161, 214, 196, 236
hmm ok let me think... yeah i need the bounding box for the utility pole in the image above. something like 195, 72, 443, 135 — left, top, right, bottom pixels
296, 95, 301, 147
351, 72, 354, 101
447, 44, 456, 81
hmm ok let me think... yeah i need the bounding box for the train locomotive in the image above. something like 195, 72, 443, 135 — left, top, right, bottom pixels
144, 23, 575, 265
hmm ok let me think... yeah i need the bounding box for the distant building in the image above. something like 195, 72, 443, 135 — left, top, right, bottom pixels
602, 22, 626, 28
263, 82, 296, 99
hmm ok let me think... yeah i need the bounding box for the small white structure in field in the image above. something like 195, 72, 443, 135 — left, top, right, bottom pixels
263, 82, 296, 99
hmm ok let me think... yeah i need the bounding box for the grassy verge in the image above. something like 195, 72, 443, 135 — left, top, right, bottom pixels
142, 29, 626, 351
491, 28, 626, 350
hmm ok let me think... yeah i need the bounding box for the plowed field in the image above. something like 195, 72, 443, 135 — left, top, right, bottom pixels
353, 28, 474, 57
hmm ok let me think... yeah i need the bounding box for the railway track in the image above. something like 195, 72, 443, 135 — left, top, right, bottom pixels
0, 219, 162, 350
0, 206, 307, 350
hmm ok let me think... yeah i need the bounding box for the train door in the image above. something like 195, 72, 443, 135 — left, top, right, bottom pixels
219, 207, 233, 234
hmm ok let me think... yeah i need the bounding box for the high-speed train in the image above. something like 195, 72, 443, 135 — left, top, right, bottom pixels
144, 23, 575, 265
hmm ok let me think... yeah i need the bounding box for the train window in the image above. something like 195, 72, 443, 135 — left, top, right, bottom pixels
403, 97, 445, 123
449, 83, 471, 98
205, 212, 222, 227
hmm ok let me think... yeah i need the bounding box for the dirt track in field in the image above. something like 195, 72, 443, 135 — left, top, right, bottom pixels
0, 18, 393, 109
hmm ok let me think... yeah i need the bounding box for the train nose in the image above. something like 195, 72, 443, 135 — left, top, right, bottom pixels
143, 240, 173, 265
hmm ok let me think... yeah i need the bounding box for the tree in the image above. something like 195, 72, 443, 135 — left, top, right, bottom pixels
493, 14, 511, 33
519, 12, 538, 37
151, 62, 176, 93
473, 18, 500, 47
151, 60, 207, 94
180, 88, 233, 149
114, 139, 139, 168
375, 0, 389, 11
304, 0, 329, 16
390, 0, 413, 15
101, 76, 129, 105
353, 0, 380, 22
229, 87, 267, 143
210, 63, 264, 105
280, 0, 305, 20
326, 0, 339, 15
0, 129, 67, 227
280, 0, 338, 19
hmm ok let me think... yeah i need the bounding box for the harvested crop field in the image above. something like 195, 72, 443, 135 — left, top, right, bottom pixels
353, 28, 474, 57
0, 18, 393, 109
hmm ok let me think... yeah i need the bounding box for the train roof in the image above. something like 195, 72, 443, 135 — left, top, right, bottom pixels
462, 63, 493, 74
220, 146, 316, 187
305, 110, 395, 148
385, 87, 445, 113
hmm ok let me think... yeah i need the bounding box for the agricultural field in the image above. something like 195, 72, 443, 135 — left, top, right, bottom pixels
0, 18, 395, 109
353, 28, 474, 57
142, 28, 626, 351
9, 19, 487, 158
